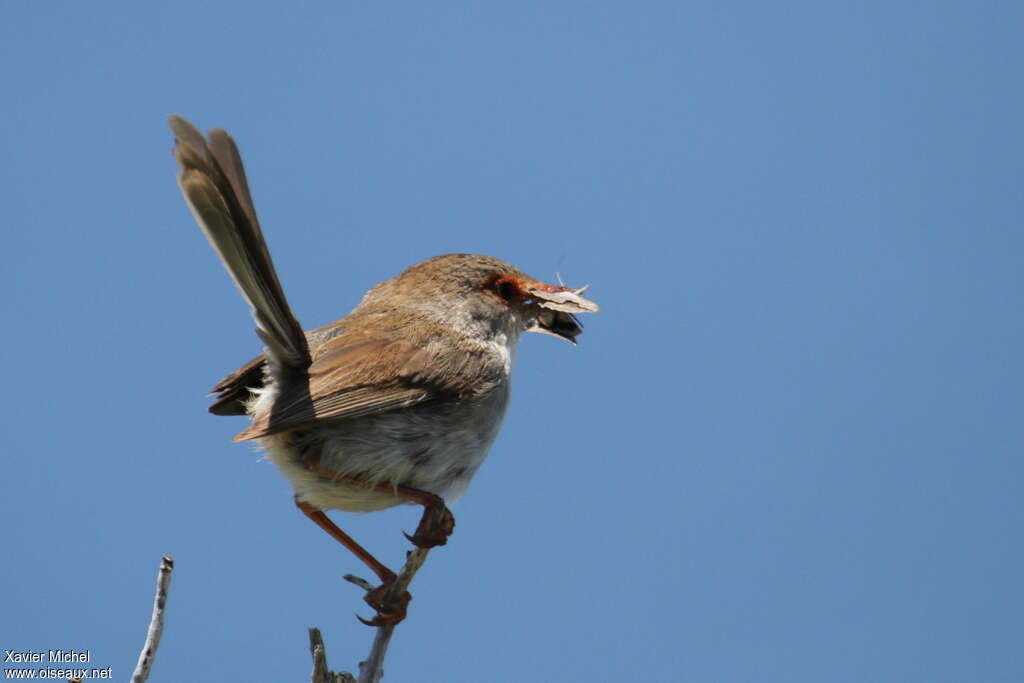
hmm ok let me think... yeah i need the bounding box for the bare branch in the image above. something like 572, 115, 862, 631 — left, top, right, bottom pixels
357, 546, 432, 683
309, 544, 436, 683
131, 555, 174, 683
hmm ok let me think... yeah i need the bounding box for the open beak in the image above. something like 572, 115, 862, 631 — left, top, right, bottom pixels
523, 283, 600, 344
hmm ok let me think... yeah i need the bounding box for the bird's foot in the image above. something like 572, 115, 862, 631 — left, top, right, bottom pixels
403, 504, 455, 548
345, 573, 411, 626
357, 580, 412, 627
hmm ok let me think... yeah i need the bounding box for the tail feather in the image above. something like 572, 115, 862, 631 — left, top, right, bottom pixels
169, 115, 310, 372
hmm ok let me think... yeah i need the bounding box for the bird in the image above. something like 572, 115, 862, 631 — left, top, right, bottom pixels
168, 115, 598, 623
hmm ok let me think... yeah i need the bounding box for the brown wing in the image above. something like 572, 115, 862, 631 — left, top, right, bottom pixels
232, 329, 504, 442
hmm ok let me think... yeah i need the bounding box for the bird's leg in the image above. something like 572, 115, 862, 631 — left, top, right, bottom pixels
294, 499, 395, 583
295, 499, 411, 626
296, 456, 456, 625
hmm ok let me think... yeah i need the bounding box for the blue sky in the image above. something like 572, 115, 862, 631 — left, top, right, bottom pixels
3, 2, 1022, 681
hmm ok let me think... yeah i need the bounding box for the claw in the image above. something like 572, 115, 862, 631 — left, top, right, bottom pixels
401, 528, 447, 547
357, 609, 407, 627
357, 613, 401, 627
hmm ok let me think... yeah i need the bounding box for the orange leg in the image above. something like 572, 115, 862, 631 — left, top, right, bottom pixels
294, 499, 395, 583
295, 499, 410, 625
294, 456, 455, 626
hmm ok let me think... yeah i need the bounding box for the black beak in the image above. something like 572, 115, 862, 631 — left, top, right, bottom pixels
522, 282, 597, 344
528, 309, 584, 344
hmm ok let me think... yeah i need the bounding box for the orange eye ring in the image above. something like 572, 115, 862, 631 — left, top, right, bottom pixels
484, 273, 522, 304
496, 279, 517, 301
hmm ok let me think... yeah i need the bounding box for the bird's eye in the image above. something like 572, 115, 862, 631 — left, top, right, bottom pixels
496, 279, 517, 301
484, 273, 521, 304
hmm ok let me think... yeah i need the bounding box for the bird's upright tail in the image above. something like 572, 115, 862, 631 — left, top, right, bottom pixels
169, 115, 310, 373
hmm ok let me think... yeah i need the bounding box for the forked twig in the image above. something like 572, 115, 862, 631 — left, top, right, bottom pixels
311, 542, 436, 682
357, 546, 431, 683
310, 628, 356, 683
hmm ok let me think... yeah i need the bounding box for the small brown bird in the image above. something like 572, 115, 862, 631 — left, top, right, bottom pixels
169, 115, 598, 623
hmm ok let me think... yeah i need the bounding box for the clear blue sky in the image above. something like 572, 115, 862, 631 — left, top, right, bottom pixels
3, 2, 1022, 681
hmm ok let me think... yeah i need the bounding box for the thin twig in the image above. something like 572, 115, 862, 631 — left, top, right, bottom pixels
131, 555, 174, 683
357, 546, 432, 683
343, 574, 376, 592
